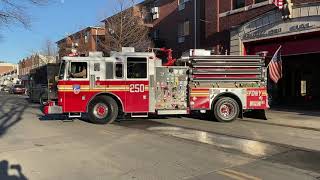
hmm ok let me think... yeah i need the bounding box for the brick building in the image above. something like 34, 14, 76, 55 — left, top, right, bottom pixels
202, 0, 320, 106
101, 0, 154, 53
0, 63, 18, 86
56, 26, 106, 58
151, 0, 203, 57
18, 54, 57, 82
0, 63, 16, 76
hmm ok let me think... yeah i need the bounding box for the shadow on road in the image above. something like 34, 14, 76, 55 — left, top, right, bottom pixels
270, 106, 320, 117
0, 160, 28, 180
266, 150, 320, 174
0, 94, 28, 138
38, 114, 69, 121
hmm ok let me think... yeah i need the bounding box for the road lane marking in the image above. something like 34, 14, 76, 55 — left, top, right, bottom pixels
217, 171, 246, 180
219, 169, 262, 180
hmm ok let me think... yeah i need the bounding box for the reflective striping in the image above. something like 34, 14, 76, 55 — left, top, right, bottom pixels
58, 90, 148, 92
190, 94, 210, 97
58, 85, 149, 92
191, 89, 210, 97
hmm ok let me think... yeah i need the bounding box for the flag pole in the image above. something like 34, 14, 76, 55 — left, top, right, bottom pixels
266, 45, 282, 69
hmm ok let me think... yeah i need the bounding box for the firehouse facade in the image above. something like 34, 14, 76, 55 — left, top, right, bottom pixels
228, 2, 320, 106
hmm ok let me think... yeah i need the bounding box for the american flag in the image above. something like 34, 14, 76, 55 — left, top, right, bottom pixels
273, 0, 284, 9
269, 46, 282, 83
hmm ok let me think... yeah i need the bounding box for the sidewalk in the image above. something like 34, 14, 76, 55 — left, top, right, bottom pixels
243, 108, 320, 131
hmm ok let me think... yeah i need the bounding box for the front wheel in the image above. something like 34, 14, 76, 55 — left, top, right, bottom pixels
213, 97, 240, 122
88, 96, 118, 124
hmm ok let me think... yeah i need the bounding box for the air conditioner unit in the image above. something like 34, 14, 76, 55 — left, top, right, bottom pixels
178, 37, 185, 43
151, 7, 159, 14
153, 13, 159, 20
178, 3, 185, 11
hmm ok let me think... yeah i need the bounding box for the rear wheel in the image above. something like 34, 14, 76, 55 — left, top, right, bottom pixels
88, 96, 118, 124
39, 94, 47, 105
213, 97, 240, 122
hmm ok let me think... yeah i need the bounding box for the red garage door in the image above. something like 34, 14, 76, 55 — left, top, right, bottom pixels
244, 31, 320, 56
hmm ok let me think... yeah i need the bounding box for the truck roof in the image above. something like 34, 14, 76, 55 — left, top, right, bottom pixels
61, 52, 155, 62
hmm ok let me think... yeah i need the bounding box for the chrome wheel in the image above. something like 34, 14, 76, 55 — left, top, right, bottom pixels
219, 103, 235, 120
213, 97, 240, 122
93, 103, 109, 119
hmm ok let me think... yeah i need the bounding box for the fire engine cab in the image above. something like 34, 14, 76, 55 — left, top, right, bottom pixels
43, 48, 269, 124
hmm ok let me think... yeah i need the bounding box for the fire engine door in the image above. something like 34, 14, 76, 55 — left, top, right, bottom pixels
125, 57, 149, 112
64, 61, 89, 112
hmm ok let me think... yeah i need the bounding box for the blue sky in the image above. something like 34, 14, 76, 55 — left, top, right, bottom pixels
0, 0, 142, 63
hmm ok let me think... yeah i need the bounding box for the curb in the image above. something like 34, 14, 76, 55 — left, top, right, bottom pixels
241, 119, 320, 132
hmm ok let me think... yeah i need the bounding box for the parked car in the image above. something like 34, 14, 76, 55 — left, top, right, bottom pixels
11, 85, 26, 94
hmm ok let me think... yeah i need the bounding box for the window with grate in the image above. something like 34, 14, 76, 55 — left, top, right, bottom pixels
255, 0, 267, 3
233, 0, 245, 9
178, 21, 190, 37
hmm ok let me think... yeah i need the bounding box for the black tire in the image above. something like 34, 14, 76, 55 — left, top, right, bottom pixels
213, 97, 240, 122
88, 96, 118, 124
39, 95, 47, 105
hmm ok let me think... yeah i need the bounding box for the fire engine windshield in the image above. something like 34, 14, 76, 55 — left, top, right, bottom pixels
58, 61, 66, 80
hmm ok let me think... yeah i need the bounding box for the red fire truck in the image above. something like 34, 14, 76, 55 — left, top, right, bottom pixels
43, 48, 268, 124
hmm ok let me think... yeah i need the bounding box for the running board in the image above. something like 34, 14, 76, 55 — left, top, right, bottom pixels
131, 113, 148, 118
68, 113, 82, 118
157, 110, 188, 115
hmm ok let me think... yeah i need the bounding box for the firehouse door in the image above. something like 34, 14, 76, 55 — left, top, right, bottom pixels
125, 57, 149, 112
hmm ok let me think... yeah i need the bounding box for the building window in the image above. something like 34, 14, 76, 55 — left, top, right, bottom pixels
178, 0, 190, 11
178, 21, 190, 37
178, 20, 189, 43
233, 0, 245, 9
255, 0, 267, 3
84, 31, 90, 43
153, 29, 159, 40
178, 0, 189, 5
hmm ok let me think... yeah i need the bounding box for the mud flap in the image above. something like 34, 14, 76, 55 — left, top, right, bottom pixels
243, 110, 267, 120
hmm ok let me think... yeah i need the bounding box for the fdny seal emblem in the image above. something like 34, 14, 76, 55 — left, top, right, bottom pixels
73, 85, 81, 94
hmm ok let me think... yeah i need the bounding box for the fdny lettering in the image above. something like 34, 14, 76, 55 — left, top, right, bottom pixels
129, 84, 145, 93
249, 101, 265, 107
247, 90, 262, 97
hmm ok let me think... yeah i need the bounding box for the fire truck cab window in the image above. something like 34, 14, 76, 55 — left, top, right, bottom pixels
59, 61, 66, 80
127, 57, 147, 79
115, 64, 123, 78
69, 62, 88, 79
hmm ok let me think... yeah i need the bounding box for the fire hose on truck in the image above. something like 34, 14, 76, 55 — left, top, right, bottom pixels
43, 48, 268, 124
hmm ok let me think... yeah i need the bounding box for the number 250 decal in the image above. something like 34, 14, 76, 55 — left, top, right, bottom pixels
129, 84, 145, 93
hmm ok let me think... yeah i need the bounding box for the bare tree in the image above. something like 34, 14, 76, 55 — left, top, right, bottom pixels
0, 0, 49, 28
102, 0, 153, 53
41, 39, 57, 56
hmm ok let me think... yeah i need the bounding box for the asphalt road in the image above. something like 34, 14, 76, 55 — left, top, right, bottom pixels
0, 92, 319, 180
